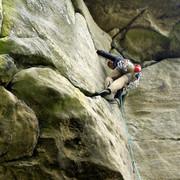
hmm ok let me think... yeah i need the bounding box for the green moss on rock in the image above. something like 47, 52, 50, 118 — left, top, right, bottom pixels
11, 67, 86, 128
1, 0, 16, 37
0, 37, 11, 54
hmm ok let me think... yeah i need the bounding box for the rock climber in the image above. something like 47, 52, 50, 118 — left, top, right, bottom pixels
96, 50, 142, 98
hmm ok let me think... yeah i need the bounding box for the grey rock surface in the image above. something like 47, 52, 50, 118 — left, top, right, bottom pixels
124, 59, 180, 180
0, 0, 110, 94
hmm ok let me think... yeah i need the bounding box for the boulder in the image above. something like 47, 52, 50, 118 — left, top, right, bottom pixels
9, 67, 134, 180
0, 86, 39, 163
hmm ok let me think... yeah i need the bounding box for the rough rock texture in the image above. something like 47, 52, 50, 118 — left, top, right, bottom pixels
0, 0, 111, 94
0, 0, 180, 180
84, 0, 180, 62
7, 67, 132, 180
72, 0, 112, 51
0, 0, 132, 179
0, 54, 17, 85
0, 86, 39, 163
124, 59, 180, 180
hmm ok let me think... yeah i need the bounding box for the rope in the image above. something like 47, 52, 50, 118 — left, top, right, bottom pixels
120, 91, 142, 180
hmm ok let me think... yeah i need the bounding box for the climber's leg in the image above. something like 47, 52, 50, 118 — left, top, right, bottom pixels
108, 74, 129, 93
105, 68, 122, 88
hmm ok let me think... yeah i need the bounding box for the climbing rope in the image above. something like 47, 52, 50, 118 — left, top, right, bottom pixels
120, 91, 142, 180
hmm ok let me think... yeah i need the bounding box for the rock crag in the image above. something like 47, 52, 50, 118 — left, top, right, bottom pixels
0, 0, 180, 180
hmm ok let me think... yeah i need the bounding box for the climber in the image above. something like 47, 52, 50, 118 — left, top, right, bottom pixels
96, 50, 141, 98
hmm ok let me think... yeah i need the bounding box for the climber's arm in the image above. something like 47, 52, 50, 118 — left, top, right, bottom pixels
133, 73, 141, 87
97, 50, 119, 62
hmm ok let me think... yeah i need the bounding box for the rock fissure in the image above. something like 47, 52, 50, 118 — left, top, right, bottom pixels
110, 46, 137, 63
71, 1, 97, 50
11, 54, 57, 70
168, 20, 180, 37
0, 151, 8, 158
1, 154, 34, 164
113, 8, 147, 40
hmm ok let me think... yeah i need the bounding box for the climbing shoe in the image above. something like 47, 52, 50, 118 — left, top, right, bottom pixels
91, 89, 111, 97
100, 89, 111, 97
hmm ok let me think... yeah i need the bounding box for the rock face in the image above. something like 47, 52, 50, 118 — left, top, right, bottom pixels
0, 0, 132, 179
0, 54, 17, 85
0, 0, 180, 180
0, 0, 112, 94
124, 58, 180, 180
84, 0, 180, 62
8, 67, 132, 180
0, 86, 39, 163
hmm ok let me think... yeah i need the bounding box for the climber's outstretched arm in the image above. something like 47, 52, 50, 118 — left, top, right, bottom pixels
97, 50, 119, 62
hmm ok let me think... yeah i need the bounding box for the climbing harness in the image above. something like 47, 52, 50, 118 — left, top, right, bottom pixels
120, 89, 142, 180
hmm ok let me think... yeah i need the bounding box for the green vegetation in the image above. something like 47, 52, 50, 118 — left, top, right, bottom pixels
0, 37, 11, 54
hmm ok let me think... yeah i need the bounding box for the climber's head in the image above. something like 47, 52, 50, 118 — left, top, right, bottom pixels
108, 60, 114, 69
134, 65, 142, 73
